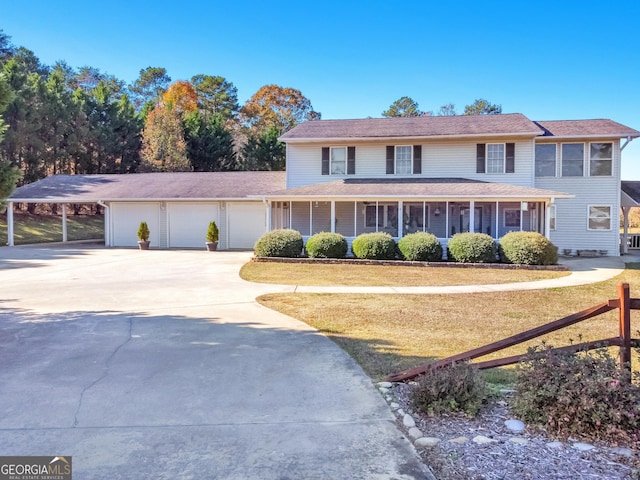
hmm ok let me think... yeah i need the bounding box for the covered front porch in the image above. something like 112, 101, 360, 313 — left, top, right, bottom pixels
263, 178, 571, 249
269, 199, 553, 249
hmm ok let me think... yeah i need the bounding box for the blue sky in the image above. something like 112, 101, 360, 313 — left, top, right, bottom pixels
3, 0, 640, 177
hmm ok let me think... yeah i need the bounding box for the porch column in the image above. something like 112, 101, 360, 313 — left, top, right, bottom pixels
330, 201, 336, 233
265, 200, 272, 232
7, 201, 14, 247
543, 202, 551, 239
622, 206, 630, 254
62, 204, 68, 243
309, 201, 313, 235
103, 204, 111, 247
495, 202, 499, 239
445, 201, 449, 238
397, 201, 403, 238
469, 201, 475, 233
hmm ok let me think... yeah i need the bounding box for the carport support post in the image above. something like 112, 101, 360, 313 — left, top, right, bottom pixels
7, 201, 14, 246
61, 204, 68, 243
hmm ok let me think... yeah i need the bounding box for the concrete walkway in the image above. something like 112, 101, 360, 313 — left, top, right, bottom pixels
291, 255, 631, 294
0, 247, 431, 479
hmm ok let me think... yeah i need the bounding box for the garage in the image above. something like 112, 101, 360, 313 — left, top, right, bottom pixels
168, 202, 219, 248
111, 202, 161, 248
227, 202, 267, 248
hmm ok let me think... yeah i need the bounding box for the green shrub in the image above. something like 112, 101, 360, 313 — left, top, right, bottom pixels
447, 232, 497, 263
513, 343, 640, 443
137, 221, 149, 241
397, 232, 443, 261
351, 232, 396, 260
206, 221, 219, 243
305, 232, 348, 258
412, 362, 487, 416
499, 231, 558, 265
254, 229, 303, 257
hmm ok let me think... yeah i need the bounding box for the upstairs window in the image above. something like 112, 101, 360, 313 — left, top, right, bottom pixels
589, 142, 613, 176
535, 144, 556, 177
330, 147, 346, 175
386, 145, 422, 174
322, 146, 356, 175
396, 146, 412, 174
561, 143, 584, 176
486, 144, 505, 173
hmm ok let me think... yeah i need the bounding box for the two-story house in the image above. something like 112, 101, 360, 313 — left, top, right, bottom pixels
7, 113, 639, 255
266, 114, 640, 256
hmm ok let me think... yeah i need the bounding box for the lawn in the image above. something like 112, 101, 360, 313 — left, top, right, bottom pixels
0, 213, 104, 245
256, 263, 640, 381
240, 261, 568, 287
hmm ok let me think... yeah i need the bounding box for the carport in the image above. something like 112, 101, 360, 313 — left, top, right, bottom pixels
7, 171, 285, 249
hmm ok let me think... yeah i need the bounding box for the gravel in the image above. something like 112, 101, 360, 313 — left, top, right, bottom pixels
389, 382, 639, 480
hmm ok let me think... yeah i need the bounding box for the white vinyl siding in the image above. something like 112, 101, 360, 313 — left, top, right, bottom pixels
284, 141, 535, 188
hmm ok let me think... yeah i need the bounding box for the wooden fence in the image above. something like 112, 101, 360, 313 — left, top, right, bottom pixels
385, 282, 640, 383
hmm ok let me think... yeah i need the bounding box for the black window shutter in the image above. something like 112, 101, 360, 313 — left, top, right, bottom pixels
386, 146, 395, 174
476, 144, 486, 173
413, 145, 422, 174
347, 146, 356, 175
506, 143, 515, 173
321, 147, 330, 175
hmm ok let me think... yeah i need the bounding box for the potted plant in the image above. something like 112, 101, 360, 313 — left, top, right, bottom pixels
137, 221, 150, 250
205, 221, 219, 251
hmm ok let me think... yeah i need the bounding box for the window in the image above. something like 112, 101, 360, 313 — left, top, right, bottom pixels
330, 147, 346, 175
396, 146, 412, 175
588, 205, 611, 230
561, 143, 584, 176
549, 205, 556, 230
535, 144, 556, 177
504, 209, 521, 228
365, 204, 398, 235
589, 143, 612, 176
404, 203, 427, 233
486, 144, 505, 173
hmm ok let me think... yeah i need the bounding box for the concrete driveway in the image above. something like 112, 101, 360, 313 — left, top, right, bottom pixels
0, 247, 430, 479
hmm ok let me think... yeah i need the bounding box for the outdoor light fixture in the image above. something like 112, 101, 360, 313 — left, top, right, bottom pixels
521, 202, 528, 211
434, 207, 441, 216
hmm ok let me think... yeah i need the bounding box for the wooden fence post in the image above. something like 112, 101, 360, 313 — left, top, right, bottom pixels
618, 282, 632, 377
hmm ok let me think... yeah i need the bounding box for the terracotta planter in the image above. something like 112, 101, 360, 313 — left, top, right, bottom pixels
205, 241, 218, 251
138, 240, 150, 250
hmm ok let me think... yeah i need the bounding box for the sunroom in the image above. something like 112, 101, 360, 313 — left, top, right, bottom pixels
263, 178, 572, 247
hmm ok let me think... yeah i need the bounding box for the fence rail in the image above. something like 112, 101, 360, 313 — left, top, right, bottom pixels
385, 283, 638, 383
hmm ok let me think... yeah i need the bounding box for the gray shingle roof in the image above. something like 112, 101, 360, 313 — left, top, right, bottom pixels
9, 172, 286, 202
279, 114, 543, 141
534, 119, 640, 138
264, 178, 571, 199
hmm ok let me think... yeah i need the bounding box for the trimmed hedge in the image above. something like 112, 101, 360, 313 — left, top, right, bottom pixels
254, 229, 303, 257
447, 232, 497, 263
397, 232, 443, 262
499, 231, 558, 265
351, 232, 396, 260
305, 232, 348, 258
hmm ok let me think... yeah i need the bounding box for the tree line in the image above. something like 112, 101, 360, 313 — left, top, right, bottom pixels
0, 28, 502, 206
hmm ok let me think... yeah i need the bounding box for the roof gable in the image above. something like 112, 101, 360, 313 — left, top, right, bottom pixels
279, 114, 543, 141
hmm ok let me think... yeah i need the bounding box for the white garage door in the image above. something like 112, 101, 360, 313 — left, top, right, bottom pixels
168, 202, 219, 248
111, 202, 161, 247
228, 202, 267, 248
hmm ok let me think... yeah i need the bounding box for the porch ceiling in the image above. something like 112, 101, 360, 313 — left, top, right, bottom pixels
262, 177, 572, 200
621, 181, 640, 207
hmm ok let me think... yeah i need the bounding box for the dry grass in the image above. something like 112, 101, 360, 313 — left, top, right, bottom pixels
0, 213, 104, 245
240, 261, 568, 286
257, 264, 640, 381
